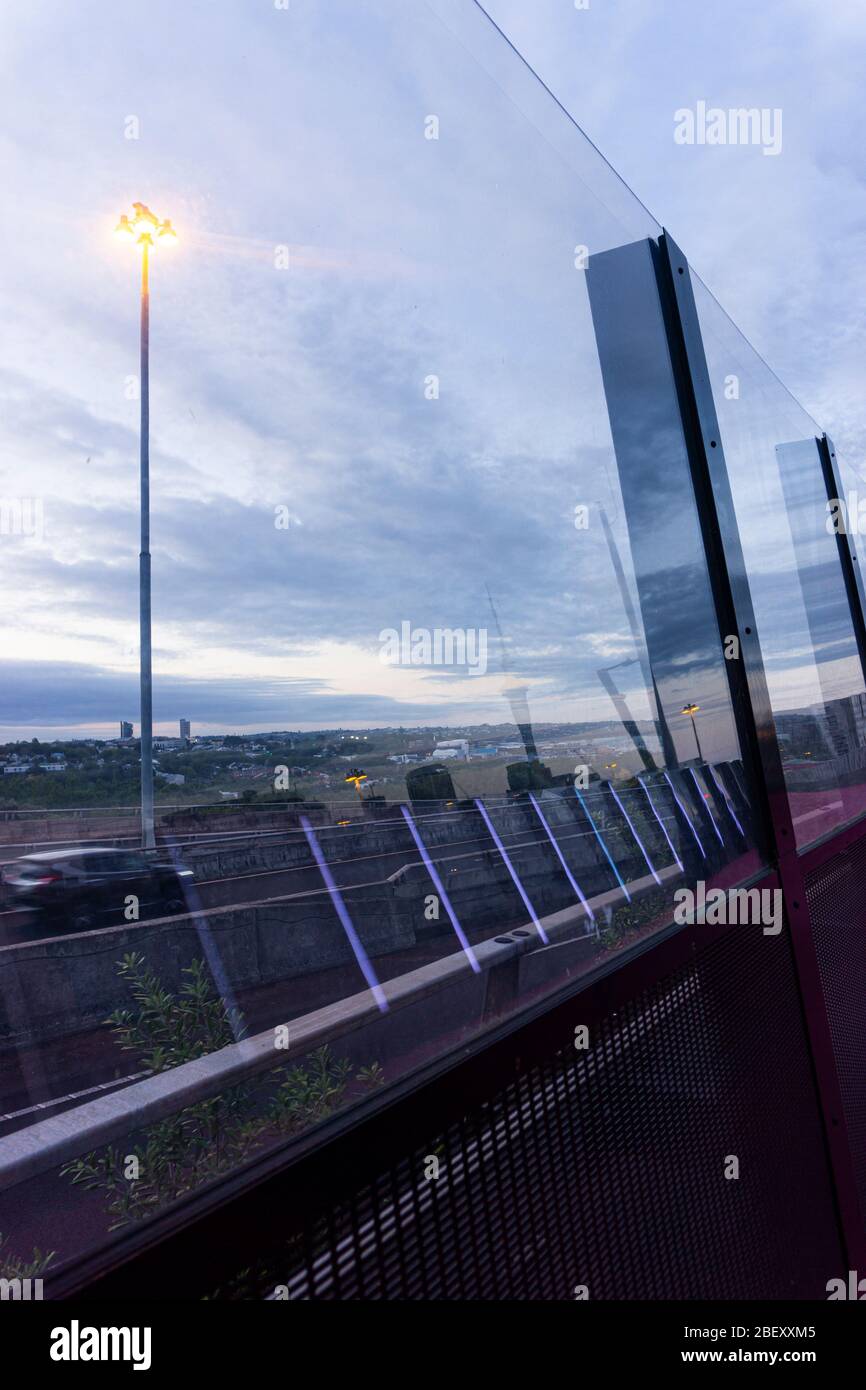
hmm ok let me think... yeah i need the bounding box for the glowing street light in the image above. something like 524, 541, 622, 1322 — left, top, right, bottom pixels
681, 703, 703, 764
115, 203, 177, 848
344, 769, 368, 800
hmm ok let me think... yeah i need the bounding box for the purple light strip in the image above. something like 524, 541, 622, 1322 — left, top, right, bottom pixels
574, 788, 631, 903
663, 770, 706, 858
301, 816, 389, 1011
689, 766, 725, 846
528, 792, 595, 925
474, 798, 550, 944
163, 833, 245, 1041
607, 783, 662, 886
400, 805, 480, 972
639, 779, 683, 872
707, 764, 745, 838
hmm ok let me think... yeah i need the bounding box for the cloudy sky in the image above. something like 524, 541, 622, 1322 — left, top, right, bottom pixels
0, 0, 864, 756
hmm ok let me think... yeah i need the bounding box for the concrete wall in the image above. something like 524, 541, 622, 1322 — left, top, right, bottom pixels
0, 894, 416, 1051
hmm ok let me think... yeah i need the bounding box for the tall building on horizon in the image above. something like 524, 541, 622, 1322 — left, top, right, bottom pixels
120, 720, 133, 741
179, 718, 191, 742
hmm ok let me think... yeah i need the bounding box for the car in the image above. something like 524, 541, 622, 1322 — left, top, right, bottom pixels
1, 847, 194, 933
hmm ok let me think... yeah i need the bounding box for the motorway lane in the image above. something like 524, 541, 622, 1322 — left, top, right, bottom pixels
0, 804, 666, 1122
0, 813, 616, 947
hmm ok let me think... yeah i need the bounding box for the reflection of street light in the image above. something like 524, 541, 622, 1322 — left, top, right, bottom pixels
115, 204, 177, 848
681, 703, 703, 763
345, 768, 368, 800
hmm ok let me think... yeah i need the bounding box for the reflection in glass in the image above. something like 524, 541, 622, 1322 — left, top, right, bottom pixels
0, 0, 772, 1278
695, 276, 866, 847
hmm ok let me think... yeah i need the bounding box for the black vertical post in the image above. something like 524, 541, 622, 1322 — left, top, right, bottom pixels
653, 229, 865, 1271
819, 432, 866, 687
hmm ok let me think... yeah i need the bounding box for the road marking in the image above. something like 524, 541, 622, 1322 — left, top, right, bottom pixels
0, 1068, 150, 1126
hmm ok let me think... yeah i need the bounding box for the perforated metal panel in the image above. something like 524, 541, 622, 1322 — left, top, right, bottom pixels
273, 924, 841, 1300
806, 838, 866, 1230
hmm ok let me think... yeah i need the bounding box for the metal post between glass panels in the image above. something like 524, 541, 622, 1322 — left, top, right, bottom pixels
651, 231, 785, 859
818, 432, 866, 688
652, 230, 866, 1272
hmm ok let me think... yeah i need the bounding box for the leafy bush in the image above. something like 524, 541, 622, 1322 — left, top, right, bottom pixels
62, 952, 383, 1229
0, 1232, 54, 1281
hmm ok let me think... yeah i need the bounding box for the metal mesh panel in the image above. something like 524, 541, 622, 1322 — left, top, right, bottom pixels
806, 838, 866, 1229
275, 926, 841, 1299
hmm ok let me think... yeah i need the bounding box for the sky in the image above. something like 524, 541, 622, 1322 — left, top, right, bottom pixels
0, 0, 864, 757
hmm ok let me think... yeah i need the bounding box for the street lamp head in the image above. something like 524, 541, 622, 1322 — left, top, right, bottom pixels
115, 204, 177, 251
682, 703, 700, 716
132, 201, 158, 228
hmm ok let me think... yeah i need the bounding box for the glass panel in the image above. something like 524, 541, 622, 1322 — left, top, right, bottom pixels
0, 0, 761, 1277
692, 275, 866, 848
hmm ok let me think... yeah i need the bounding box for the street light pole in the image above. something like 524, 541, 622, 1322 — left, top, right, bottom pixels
689, 712, 703, 763
139, 238, 154, 849
115, 204, 177, 850
682, 703, 703, 763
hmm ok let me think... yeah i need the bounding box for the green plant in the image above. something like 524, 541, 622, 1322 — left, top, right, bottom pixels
63, 954, 256, 1227
106, 952, 247, 1069
598, 884, 674, 952
597, 922, 620, 950
62, 954, 385, 1229
356, 1061, 385, 1089
0, 1232, 54, 1281
270, 1045, 353, 1133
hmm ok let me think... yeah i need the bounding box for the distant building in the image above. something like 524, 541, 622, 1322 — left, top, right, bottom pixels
155, 771, 185, 785
823, 694, 866, 758
433, 738, 470, 760
120, 720, 133, 740
179, 718, 191, 741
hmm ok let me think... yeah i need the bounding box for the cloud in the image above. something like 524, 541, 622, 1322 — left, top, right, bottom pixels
0, 0, 861, 751
0, 658, 455, 735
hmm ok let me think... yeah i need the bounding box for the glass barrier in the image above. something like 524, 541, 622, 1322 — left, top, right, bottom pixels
692, 275, 866, 848
0, 0, 767, 1281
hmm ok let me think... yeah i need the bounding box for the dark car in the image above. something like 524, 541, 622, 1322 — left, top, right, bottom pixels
1, 847, 193, 932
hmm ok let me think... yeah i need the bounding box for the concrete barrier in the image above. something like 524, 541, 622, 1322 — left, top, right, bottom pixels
0, 894, 416, 1051
0, 779, 704, 1052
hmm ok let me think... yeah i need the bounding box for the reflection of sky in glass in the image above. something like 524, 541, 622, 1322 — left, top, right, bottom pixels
0, 0, 668, 740
0, 0, 852, 779
696, 279, 865, 714
695, 274, 866, 847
